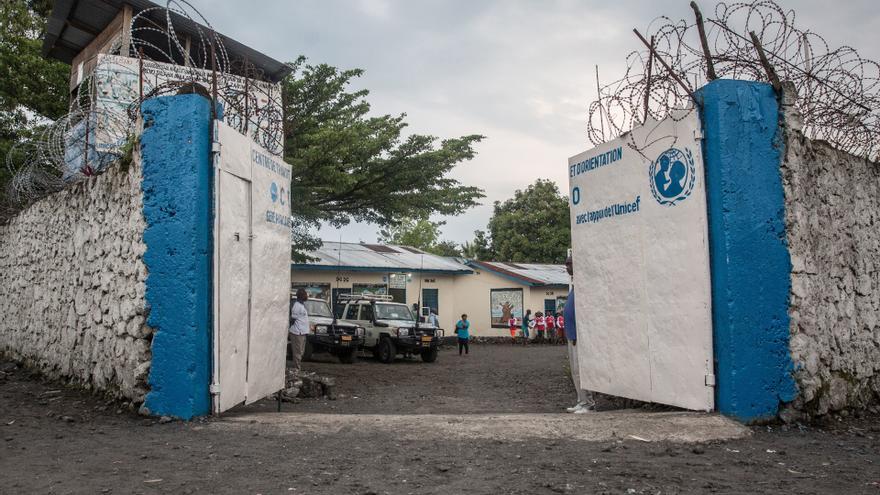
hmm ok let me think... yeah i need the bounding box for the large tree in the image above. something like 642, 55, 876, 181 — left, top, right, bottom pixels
482, 179, 571, 263
283, 57, 485, 258
0, 0, 69, 211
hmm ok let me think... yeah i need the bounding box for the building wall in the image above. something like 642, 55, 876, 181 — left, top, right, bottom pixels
0, 137, 151, 401
292, 267, 563, 338
291, 269, 460, 335
780, 88, 880, 417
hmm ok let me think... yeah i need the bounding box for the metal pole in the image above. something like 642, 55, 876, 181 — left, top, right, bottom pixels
211, 44, 218, 123
83, 111, 90, 176
595, 65, 605, 140
749, 31, 782, 92
138, 47, 144, 101
633, 29, 699, 106
690, 1, 717, 81
243, 58, 250, 134
643, 35, 655, 124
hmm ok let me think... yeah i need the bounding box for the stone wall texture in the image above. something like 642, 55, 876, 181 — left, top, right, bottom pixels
782, 93, 880, 416
0, 156, 151, 402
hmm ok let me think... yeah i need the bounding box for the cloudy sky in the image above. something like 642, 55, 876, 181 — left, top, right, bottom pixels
203, 0, 879, 245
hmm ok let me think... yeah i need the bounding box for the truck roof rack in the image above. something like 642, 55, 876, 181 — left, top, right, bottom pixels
336, 293, 395, 302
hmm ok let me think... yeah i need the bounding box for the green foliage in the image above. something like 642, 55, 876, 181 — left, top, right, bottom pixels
482, 179, 571, 263
0, 0, 69, 206
377, 216, 462, 257
461, 229, 493, 260
282, 57, 485, 254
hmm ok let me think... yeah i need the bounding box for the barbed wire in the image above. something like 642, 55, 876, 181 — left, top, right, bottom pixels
4, 0, 286, 219
588, 0, 880, 162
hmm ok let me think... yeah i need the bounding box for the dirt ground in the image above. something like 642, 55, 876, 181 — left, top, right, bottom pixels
2, 344, 879, 494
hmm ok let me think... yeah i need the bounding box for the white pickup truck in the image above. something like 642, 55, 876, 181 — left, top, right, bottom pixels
337, 294, 444, 364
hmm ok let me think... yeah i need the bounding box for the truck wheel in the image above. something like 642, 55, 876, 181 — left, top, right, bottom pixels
339, 348, 357, 364
420, 347, 438, 363
377, 337, 396, 364
302, 340, 314, 362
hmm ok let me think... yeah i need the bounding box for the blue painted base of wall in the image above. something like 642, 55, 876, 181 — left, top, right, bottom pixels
141, 94, 213, 420
698, 80, 797, 422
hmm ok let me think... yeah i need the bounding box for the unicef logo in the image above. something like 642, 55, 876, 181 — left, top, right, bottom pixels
649, 148, 696, 206
270, 182, 278, 203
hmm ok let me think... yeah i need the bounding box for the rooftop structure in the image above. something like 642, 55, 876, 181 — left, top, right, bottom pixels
43, 0, 292, 85
293, 242, 474, 275
468, 261, 570, 287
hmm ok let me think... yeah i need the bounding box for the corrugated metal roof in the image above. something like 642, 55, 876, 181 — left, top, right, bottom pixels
43, 0, 292, 83
293, 242, 473, 274
469, 261, 570, 287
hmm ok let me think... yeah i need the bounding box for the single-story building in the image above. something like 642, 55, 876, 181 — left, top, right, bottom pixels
291, 242, 570, 337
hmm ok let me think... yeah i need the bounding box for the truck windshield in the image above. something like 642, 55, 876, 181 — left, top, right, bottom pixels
304, 300, 333, 318
375, 303, 414, 321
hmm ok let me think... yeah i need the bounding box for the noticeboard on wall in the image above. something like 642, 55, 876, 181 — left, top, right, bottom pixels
490, 288, 523, 328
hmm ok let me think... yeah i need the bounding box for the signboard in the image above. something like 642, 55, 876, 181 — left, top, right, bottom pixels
490, 288, 523, 328
214, 120, 290, 413
567, 107, 714, 411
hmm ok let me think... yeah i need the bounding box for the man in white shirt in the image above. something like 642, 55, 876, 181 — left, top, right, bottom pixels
289, 288, 310, 376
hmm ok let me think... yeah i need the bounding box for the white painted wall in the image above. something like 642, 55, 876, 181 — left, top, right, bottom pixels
781, 97, 880, 416
0, 155, 151, 401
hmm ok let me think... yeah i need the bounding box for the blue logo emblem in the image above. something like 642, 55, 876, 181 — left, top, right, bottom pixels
270, 182, 278, 203
649, 148, 695, 206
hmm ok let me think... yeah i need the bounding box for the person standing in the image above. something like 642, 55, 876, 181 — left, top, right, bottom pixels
564, 253, 594, 413
521, 309, 531, 344
289, 288, 310, 376
428, 308, 440, 328
556, 312, 566, 344
508, 315, 519, 344
534, 311, 546, 342
545, 311, 556, 344
455, 314, 470, 356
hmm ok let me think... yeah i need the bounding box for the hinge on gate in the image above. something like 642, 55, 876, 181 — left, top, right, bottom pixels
211, 141, 221, 153
210, 383, 221, 395
704, 374, 716, 387
693, 128, 704, 140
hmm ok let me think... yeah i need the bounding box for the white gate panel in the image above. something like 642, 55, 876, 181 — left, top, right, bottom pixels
568, 107, 714, 411
245, 147, 290, 404
216, 170, 250, 412
213, 121, 290, 412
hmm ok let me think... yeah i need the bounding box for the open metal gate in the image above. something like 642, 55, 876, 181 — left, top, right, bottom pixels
567, 108, 714, 411
212, 121, 291, 414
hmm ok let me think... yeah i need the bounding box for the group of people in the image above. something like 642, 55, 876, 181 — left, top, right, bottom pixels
507, 310, 565, 344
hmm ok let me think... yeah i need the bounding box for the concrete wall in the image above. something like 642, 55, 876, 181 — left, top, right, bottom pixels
0, 94, 215, 420
780, 89, 880, 417
139, 95, 213, 419
0, 143, 151, 401
698, 80, 798, 422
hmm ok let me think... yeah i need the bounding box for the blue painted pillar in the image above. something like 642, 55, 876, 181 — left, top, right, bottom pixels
140, 95, 213, 419
698, 80, 797, 422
